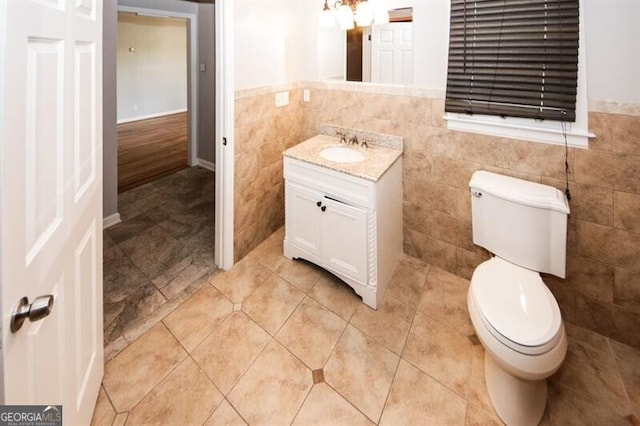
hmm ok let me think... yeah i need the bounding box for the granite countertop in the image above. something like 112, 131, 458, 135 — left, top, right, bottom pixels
283, 134, 403, 182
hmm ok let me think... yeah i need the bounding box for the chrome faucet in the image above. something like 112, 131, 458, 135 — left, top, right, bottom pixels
336, 132, 347, 144
348, 135, 358, 145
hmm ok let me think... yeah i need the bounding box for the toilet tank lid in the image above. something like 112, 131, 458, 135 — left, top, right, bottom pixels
469, 171, 570, 214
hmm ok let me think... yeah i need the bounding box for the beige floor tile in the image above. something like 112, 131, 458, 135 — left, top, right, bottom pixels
276, 296, 347, 369
163, 285, 233, 352
261, 226, 284, 246
126, 357, 223, 425
247, 234, 286, 272
242, 274, 305, 335
112, 413, 128, 426
350, 294, 414, 354
228, 340, 313, 425
417, 266, 473, 335
209, 258, 271, 303
324, 325, 399, 422
204, 400, 247, 426
292, 383, 374, 426
403, 311, 474, 397
309, 273, 361, 321
192, 312, 271, 394
104, 336, 129, 362
103, 323, 187, 412
383, 258, 429, 310
159, 263, 210, 300
380, 359, 467, 425
551, 325, 631, 414
277, 258, 326, 293
548, 381, 630, 425
611, 339, 640, 414
121, 295, 185, 343
398, 252, 431, 273
465, 403, 503, 426
91, 387, 115, 426
101, 226, 638, 426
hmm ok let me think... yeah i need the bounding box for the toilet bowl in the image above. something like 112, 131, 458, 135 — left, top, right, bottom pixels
467, 170, 570, 425
468, 257, 567, 425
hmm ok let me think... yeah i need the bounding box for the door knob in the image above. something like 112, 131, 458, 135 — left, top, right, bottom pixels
10, 295, 54, 332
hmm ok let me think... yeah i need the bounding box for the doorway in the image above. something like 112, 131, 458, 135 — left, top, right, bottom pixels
346, 26, 364, 82
103, 3, 218, 357
116, 11, 189, 192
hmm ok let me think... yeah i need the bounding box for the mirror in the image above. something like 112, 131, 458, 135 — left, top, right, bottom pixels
318, 6, 414, 85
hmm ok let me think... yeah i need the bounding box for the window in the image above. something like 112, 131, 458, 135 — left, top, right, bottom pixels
444, 0, 591, 147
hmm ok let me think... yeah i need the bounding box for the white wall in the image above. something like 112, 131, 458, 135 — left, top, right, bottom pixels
117, 13, 188, 122
584, 0, 640, 105
234, 1, 311, 89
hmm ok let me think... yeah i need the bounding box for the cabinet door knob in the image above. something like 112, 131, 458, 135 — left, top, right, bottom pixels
317, 201, 322, 207
321, 206, 327, 212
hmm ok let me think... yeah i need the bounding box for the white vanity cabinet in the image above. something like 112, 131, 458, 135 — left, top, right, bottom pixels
283, 156, 402, 309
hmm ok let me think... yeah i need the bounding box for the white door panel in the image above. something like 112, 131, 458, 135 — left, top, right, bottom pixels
371, 22, 413, 85
0, 0, 103, 423
286, 182, 323, 262
322, 198, 368, 284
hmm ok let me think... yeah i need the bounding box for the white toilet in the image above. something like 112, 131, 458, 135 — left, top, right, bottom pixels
467, 170, 570, 426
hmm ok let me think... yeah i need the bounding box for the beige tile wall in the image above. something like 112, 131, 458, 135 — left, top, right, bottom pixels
234, 88, 304, 261
235, 85, 640, 350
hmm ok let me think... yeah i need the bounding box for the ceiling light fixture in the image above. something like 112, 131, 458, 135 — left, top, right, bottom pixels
320, 0, 390, 31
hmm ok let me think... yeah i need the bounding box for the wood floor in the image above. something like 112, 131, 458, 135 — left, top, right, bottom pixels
118, 112, 188, 192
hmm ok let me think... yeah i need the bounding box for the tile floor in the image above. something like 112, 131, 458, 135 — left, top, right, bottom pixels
94, 225, 640, 425
103, 167, 217, 360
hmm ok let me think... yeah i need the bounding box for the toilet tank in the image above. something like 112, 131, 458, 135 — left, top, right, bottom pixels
470, 171, 570, 278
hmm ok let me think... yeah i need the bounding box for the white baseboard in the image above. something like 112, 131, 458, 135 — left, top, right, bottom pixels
103, 213, 121, 229
196, 158, 216, 172
117, 108, 188, 124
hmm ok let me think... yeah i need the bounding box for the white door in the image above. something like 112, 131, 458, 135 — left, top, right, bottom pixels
371, 22, 413, 85
0, 0, 103, 424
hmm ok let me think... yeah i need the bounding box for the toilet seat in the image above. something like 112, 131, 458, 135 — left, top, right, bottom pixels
470, 257, 563, 355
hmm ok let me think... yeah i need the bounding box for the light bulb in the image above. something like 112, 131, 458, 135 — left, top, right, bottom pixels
355, 1, 373, 27
337, 3, 354, 30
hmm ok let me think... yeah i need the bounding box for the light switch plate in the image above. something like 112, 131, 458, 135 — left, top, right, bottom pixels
275, 91, 290, 107
303, 89, 310, 102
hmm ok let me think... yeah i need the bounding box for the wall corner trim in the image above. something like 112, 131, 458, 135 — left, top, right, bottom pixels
196, 158, 216, 172
103, 213, 122, 229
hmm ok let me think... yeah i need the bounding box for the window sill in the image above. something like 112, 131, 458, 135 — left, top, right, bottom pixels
445, 113, 594, 149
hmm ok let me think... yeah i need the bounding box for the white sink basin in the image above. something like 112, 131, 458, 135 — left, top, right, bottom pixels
319, 146, 365, 163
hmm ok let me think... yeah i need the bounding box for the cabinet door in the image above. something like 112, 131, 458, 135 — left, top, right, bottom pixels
321, 197, 368, 284
286, 182, 323, 262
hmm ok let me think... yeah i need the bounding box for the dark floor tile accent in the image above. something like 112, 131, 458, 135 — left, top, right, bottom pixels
103, 166, 217, 348
312, 369, 325, 384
